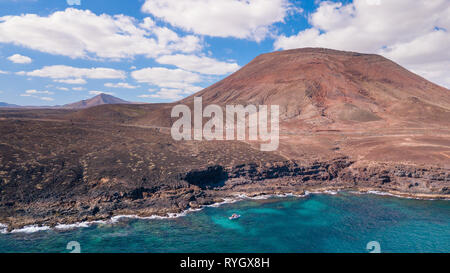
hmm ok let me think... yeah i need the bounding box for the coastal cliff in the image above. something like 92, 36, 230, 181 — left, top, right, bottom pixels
0, 148, 448, 230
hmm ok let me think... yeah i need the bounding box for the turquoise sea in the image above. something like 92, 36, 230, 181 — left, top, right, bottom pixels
0, 193, 449, 253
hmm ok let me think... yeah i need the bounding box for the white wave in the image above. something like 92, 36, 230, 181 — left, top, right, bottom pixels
307, 190, 338, 195
10, 225, 51, 234
3, 189, 445, 234
367, 190, 401, 197
55, 222, 90, 230
207, 197, 242, 207
348, 190, 364, 195
231, 192, 309, 201
106, 207, 205, 224
0, 223, 7, 234
350, 190, 442, 201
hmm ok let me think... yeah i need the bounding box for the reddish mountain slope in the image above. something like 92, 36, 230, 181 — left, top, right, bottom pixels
67, 48, 450, 166
184, 48, 449, 127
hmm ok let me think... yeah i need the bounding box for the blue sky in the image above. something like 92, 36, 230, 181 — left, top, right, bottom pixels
0, 0, 448, 106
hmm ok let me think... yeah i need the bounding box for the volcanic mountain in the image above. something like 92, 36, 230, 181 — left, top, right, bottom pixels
184, 48, 450, 129
69, 48, 450, 166
69, 48, 450, 129
63, 93, 129, 109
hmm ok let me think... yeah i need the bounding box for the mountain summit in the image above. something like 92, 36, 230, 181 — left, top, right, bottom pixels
64, 93, 129, 109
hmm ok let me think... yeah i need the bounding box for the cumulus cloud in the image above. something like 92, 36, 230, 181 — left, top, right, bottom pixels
7, 54, 32, 64
142, 0, 293, 41
56, 87, 69, 91
139, 87, 201, 101
67, 0, 81, 6
131, 67, 203, 92
18, 65, 126, 85
274, 0, 450, 88
104, 82, 139, 89
156, 54, 240, 75
0, 8, 202, 59
56, 78, 87, 85
20, 89, 55, 101
24, 89, 54, 95
0, 70, 9, 75
89, 91, 114, 96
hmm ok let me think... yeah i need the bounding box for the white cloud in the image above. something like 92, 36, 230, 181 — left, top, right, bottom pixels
7, 54, 32, 64
67, 0, 81, 6
142, 0, 293, 41
131, 67, 203, 91
18, 65, 126, 85
72, 87, 85, 91
139, 17, 155, 30
56, 87, 69, 91
139, 87, 199, 101
56, 78, 87, 85
156, 54, 240, 75
132, 67, 204, 101
137, 94, 152, 98
104, 82, 139, 89
89, 91, 114, 96
0, 70, 9, 74
20, 65, 125, 79
40, 97, 54, 102
0, 8, 202, 59
25, 89, 54, 95
20, 89, 55, 101
274, 0, 450, 88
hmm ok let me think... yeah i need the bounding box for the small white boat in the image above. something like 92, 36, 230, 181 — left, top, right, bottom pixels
229, 214, 241, 220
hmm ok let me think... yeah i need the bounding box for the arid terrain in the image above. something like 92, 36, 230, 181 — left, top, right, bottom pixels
0, 48, 449, 230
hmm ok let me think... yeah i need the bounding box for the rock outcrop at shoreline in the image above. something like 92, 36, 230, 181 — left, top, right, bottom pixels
0, 150, 448, 230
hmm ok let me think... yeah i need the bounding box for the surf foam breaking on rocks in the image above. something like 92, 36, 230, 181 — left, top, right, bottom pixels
0, 190, 335, 234
10, 225, 51, 234
0, 224, 8, 234
0, 192, 308, 234
1, 189, 443, 234
348, 190, 446, 201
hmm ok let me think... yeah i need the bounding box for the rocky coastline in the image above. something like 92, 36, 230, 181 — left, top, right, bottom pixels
1, 157, 448, 232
